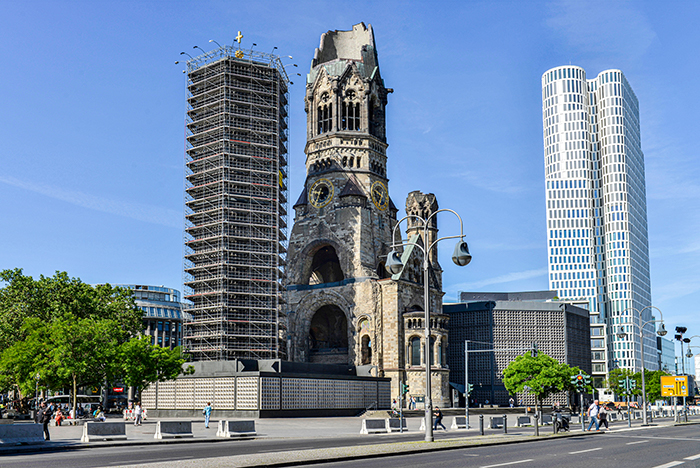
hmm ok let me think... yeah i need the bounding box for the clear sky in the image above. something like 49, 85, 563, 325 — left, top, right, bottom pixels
2, 1, 699, 366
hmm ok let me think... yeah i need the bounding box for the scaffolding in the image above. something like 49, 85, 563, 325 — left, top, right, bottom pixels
182, 46, 289, 361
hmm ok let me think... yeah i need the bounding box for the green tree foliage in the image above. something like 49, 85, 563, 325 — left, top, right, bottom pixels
502, 352, 576, 413
606, 367, 640, 396
0, 269, 190, 409
119, 336, 193, 396
632, 369, 669, 403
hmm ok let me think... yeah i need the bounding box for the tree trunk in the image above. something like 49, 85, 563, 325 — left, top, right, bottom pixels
72, 373, 77, 419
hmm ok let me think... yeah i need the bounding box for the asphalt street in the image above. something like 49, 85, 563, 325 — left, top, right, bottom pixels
301, 425, 700, 468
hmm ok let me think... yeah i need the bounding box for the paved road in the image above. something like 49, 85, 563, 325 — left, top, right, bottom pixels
300, 425, 700, 468
2, 416, 697, 468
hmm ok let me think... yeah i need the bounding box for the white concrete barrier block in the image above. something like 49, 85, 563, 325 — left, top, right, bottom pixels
217, 420, 256, 438
81, 422, 127, 442
0, 423, 45, 445
154, 421, 193, 439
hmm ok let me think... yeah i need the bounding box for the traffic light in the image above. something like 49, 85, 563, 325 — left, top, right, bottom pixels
466, 383, 474, 396
401, 383, 410, 395
630, 380, 636, 390
531, 342, 538, 357
618, 378, 627, 390
583, 375, 591, 385
572, 373, 585, 392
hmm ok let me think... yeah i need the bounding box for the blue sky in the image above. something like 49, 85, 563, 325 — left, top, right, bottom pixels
2, 1, 699, 365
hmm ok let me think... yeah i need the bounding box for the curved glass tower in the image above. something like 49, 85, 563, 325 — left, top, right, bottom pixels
541, 66, 654, 386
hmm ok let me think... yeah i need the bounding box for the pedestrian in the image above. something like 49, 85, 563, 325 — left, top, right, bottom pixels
203, 402, 212, 429
433, 406, 446, 430
134, 402, 143, 426
410, 396, 416, 410
55, 407, 64, 426
598, 404, 609, 430
509, 397, 515, 408
39, 401, 53, 440
586, 399, 601, 431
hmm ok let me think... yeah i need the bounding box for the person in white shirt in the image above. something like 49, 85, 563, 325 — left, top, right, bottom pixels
586, 400, 600, 431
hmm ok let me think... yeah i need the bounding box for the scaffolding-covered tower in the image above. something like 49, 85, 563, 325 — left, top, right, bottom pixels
182, 45, 289, 361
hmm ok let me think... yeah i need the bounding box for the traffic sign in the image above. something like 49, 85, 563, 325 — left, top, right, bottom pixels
661, 375, 688, 397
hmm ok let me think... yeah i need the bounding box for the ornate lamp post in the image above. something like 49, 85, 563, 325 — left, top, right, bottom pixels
385, 208, 471, 442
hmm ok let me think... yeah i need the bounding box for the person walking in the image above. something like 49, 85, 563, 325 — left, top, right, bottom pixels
598, 404, 609, 430
134, 402, 142, 426
433, 406, 446, 430
203, 402, 212, 428
586, 399, 601, 431
509, 397, 515, 408
410, 396, 416, 410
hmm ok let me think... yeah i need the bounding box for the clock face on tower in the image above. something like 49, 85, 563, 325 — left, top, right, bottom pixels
371, 181, 389, 211
309, 178, 334, 208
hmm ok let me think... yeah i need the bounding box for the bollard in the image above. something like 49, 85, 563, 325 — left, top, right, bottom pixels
503, 414, 507, 434
479, 414, 484, 436
553, 414, 558, 434
534, 412, 539, 436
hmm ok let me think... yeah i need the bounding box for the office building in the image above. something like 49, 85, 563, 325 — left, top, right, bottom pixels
541, 66, 654, 382
182, 44, 290, 361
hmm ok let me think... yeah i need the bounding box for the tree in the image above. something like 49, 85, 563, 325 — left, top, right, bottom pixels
0, 270, 141, 405
119, 336, 193, 397
502, 352, 573, 414
632, 369, 669, 403
606, 367, 640, 397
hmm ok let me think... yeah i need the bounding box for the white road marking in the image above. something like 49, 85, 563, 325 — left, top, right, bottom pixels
651, 462, 684, 468
626, 440, 648, 445
569, 447, 602, 454
685, 454, 700, 460
480, 460, 533, 468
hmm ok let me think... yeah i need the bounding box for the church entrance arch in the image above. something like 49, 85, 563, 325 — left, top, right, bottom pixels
308, 305, 348, 364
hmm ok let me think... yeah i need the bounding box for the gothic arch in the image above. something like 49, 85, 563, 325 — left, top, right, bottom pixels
290, 239, 350, 286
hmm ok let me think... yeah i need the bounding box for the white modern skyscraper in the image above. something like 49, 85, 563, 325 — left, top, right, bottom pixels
541, 66, 655, 388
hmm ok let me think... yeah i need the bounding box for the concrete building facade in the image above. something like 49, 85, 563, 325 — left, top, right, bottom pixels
445, 298, 591, 407
541, 66, 654, 386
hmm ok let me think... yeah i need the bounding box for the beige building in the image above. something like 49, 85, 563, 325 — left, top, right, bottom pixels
286, 23, 451, 407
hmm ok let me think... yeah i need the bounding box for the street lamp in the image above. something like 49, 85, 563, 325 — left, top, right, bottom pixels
617, 306, 665, 426
386, 208, 471, 442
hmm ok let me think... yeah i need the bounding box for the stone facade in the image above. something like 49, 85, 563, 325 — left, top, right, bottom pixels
286, 23, 451, 407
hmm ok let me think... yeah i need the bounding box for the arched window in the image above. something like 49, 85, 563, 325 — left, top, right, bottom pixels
309, 305, 348, 359
317, 103, 333, 134
409, 337, 421, 366
361, 335, 372, 365
308, 245, 344, 285
341, 101, 360, 130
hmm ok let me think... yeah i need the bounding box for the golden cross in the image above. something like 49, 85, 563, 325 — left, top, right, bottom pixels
235, 31, 243, 44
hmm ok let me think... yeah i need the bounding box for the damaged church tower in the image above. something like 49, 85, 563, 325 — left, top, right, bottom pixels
286, 23, 451, 407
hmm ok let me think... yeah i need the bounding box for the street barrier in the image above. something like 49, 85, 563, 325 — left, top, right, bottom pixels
451, 416, 468, 429
541, 414, 553, 425
386, 418, 407, 432
154, 421, 194, 439
0, 423, 45, 445
81, 422, 127, 442
360, 419, 388, 434
516, 416, 531, 427
489, 416, 504, 429
216, 420, 256, 438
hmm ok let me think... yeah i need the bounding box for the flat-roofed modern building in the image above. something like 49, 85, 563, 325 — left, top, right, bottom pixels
445, 297, 591, 407
541, 66, 655, 383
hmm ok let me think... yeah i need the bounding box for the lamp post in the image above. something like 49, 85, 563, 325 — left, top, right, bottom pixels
617, 305, 666, 426
385, 208, 472, 442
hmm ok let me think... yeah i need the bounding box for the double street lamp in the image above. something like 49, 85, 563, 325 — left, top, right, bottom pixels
616, 305, 666, 426
385, 208, 471, 442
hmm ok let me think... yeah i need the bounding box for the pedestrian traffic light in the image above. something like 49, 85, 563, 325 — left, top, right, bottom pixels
531, 342, 538, 357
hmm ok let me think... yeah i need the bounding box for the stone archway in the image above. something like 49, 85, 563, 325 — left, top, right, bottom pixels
308, 245, 344, 285
308, 305, 348, 364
